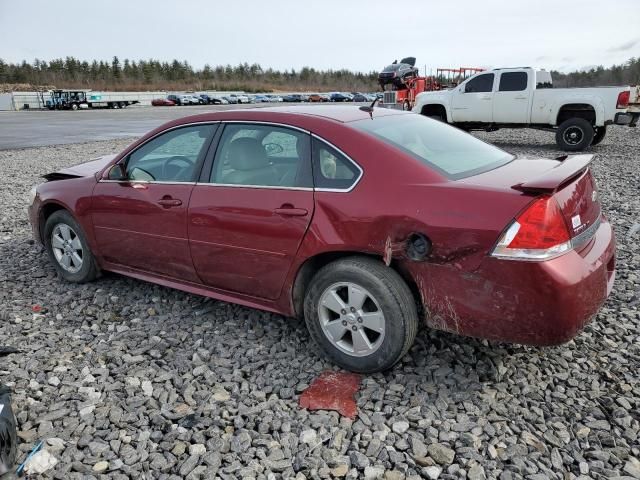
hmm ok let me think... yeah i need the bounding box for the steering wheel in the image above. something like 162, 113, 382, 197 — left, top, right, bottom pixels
162, 156, 194, 181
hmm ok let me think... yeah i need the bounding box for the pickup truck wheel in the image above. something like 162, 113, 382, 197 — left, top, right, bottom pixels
592, 126, 607, 145
303, 257, 418, 373
556, 118, 594, 151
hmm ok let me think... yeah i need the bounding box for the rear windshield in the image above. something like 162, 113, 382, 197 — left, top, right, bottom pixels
351, 113, 513, 179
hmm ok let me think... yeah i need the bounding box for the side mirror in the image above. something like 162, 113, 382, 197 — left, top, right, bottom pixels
107, 164, 127, 181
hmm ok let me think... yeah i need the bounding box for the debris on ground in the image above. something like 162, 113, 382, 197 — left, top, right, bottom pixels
299, 371, 361, 417
21, 447, 58, 476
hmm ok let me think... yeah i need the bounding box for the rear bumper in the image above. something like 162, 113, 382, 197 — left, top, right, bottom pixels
614, 111, 639, 126
409, 216, 616, 346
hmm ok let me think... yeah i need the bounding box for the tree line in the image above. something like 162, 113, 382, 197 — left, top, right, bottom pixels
0, 56, 639, 92
0, 56, 379, 92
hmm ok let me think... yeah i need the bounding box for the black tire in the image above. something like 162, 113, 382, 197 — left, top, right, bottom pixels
592, 126, 607, 145
44, 210, 99, 283
71, 103, 78, 111
402, 100, 411, 111
556, 117, 594, 151
303, 256, 419, 373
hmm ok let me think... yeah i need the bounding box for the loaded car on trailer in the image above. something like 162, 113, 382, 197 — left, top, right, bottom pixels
45, 90, 140, 110
413, 67, 635, 151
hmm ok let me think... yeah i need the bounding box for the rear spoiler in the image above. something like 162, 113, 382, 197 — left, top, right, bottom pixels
511, 154, 594, 193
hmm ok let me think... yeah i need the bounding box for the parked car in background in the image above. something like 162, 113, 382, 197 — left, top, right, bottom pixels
152, 98, 176, 106
253, 94, 270, 103
190, 94, 207, 105
30, 106, 615, 373
352, 93, 369, 102
230, 94, 250, 104
413, 67, 635, 151
308, 94, 324, 103
266, 95, 284, 102
300, 94, 310, 102
223, 96, 238, 104
320, 93, 331, 102
330, 92, 350, 102
166, 94, 184, 105
197, 94, 221, 105
283, 94, 303, 102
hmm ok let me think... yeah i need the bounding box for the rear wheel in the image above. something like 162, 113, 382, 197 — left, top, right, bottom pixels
44, 210, 99, 283
556, 118, 594, 151
592, 126, 607, 145
304, 257, 418, 373
71, 103, 78, 111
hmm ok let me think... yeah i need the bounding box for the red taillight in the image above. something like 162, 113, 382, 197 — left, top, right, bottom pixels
492, 196, 573, 261
508, 196, 570, 249
617, 91, 630, 109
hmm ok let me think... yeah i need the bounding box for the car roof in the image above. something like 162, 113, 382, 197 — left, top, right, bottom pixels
172, 105, 408, 125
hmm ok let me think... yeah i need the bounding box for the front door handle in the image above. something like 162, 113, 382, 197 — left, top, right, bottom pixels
157, 197, 182, 208
274, 205, 308, 216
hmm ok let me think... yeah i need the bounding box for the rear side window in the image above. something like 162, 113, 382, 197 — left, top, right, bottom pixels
464, 73, 494, 93
351, 114, 513, 179
312, 138, 361, 190
499, 72, 528, 91
211, 124, 312, 188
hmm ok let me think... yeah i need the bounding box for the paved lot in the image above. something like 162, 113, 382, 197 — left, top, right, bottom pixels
0, 104, 267, 149
0, 124, 638, 479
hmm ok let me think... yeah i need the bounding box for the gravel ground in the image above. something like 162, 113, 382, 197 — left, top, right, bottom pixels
0, 127, 639, 480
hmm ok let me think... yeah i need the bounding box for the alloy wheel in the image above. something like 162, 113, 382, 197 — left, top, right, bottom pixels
318, 282, 386, 357
51, 223, 83, 273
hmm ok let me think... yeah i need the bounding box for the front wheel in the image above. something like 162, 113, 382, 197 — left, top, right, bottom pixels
304, 257, 418, 373
44, 210, 99, 283
592, 126, 607, 145
556, 118, 594, 151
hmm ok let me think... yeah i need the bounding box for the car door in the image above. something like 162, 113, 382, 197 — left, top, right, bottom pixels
493, 71, 531, 123
451, 73, 495, 122
91, 123, 217, 282
188, 122, 314, 300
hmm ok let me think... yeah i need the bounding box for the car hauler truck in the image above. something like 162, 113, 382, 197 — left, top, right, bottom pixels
46, 90, 140, 110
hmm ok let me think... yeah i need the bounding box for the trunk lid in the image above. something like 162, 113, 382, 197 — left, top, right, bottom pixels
461, 154, 601, 242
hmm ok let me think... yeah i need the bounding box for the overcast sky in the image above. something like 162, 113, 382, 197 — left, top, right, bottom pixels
1, 0, 638, 74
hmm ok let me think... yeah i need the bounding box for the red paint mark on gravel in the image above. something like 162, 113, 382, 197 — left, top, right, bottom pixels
299, 371, 361, 418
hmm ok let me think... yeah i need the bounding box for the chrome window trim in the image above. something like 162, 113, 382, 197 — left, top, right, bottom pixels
98, 121, 220, 184
311, 134, 363, 193
221, 120, 310, 135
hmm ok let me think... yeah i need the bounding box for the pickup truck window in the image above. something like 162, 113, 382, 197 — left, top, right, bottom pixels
464, 73, 494, 93
351, 114, 513, 179
499, 72, 528, 92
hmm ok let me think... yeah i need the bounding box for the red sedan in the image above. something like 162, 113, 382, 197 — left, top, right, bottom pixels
28, 106, 615, 373
151, 98, 176, 106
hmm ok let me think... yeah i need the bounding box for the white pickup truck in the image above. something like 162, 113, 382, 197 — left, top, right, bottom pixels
413, 67, 637, 151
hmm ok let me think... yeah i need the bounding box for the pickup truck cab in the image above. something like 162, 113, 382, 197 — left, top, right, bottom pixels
413, 67, 634, 151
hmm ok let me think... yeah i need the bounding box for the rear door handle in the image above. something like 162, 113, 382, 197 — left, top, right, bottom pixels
274, 206, 308, 216
157, 198, 182, 208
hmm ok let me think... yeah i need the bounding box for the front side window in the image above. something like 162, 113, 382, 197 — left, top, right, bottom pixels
351, 114, 513, 179
312, 139, 360, 190
125, 124, 215, 182
499, 72, 528, 92
211, 124, 311, 187
464, 73, 495, 93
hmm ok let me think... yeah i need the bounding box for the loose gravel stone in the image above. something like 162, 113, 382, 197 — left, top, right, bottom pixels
1, 129, 639, 478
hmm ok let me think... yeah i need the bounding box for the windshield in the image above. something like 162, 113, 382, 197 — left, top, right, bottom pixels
351, 113, 514, 179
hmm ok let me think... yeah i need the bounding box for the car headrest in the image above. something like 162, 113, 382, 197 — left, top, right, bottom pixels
227, 137, 269, 171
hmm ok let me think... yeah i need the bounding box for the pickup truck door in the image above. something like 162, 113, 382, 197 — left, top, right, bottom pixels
451, 73, 495, 122
493, 71, 531, 124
